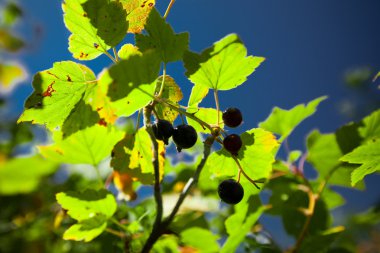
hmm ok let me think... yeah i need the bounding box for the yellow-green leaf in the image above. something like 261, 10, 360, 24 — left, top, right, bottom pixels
0, 155, 58, 195
39, 124, 123, 166
56, 189, 117, 241
120, 0, 155, 34
184, 34, 264, 90
18, 61, 96, 130
0, 62, 26, 93
63, 0, 128, 60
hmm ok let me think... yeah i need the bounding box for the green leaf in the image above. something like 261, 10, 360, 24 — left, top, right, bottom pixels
184, 33, 264, 90
298, 226, 345, 253
357, 109, 380, 142
259, 96, 327, 142
56, 189, 117, 242
265, 176, 301, 215
221, 195, 265, 253
0, 62, 26, 93
94, 52, 160, 118
340, 140, 380, 186
320, 187, 345, 210
188, 84, 209, 108
154, 75, 183, 123
111, 127, 160, 184
120, 0, 155, 34
153, 235, 180, 253
282, 190, 330, 237
117, 43, 142, 59
186, 107, 222, 133
135, 8, 189, 63
63, 0, 127, 60
0, 156, 57, 195
39, 124, 123, 166
180, 227, 220, 253
18, 61, 96, 130
306, 129, 364, 188
2, 3, 23, 26
205, 128, 278, 183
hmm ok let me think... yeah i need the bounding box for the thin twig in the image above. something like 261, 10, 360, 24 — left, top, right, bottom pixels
141, 105, 163, 253
163, 136, 214, 226
157, 65, 167, 98
113, 47, 119, 62
104, 50, 117, 63
141, 136, 215, 252
164, 0, 176, 19
214, 89, 220, 126
231, 156, 260, 189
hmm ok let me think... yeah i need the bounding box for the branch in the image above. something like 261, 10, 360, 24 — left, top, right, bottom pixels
289, 164, 341, 252
141, 105, 163, 253
141, 135, 215, 252
163, 135, 215, 226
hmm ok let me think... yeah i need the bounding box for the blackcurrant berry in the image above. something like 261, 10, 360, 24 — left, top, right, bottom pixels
172, 124, 197, 152
152, 119, 174, 145
218, 179, 244, 204
223, 134, 242, 156
222, 107, 243, 128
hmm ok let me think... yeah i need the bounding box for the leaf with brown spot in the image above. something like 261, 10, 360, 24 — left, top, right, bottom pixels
18, 61, 96, 130
120, 0, 155, 33
63, 0, 128, 60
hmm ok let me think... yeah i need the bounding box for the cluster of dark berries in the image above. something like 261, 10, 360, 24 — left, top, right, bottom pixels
218, 108, 245, 205
152, 119, 197, 152
222, 107, 243, 156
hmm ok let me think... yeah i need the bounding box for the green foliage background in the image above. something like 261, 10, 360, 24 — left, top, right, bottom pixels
1, 1, 379, 253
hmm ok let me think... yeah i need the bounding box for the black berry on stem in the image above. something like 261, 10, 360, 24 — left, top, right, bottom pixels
152, 119, 174, 145
172, 124, 197, 152
222, 107, 243, 128
218, 179, 244, 204
223, 134, 242, 156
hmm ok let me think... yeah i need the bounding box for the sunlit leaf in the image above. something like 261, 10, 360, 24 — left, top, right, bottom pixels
120, 0, 155, 33
154, 75, 183, 123
135, 8, 189, 63
188, 84, 209, 108
62, 0, 128, 60
39, 124, 123, 166
93, 52, 160, 119
340, 139, 380, 186
0, 156, 57, 195
117, 43, 142, 59
0, 62, 27, 94
180, 227, 220, 253
111, 127, 164, 184
205, 128, 278, 185
18, 61, 96, 130
56, 189, 117, 242
186, 107, 222, 133
184, 33, 264, 90
259, 96, 327, 142
357, 109, 380, 142
222, 195, 265, 253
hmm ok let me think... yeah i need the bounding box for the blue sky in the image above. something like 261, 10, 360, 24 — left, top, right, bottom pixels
4, 0, 380, 245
